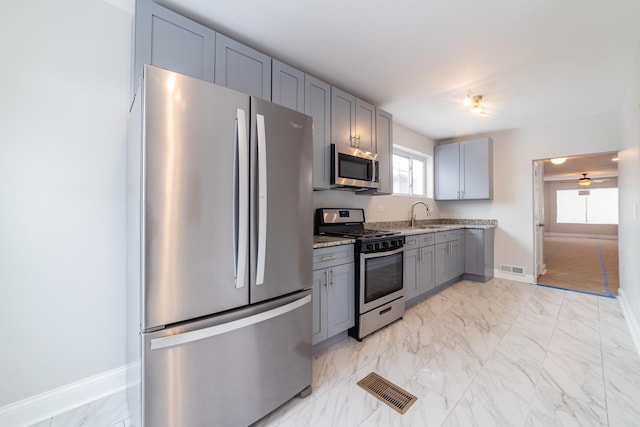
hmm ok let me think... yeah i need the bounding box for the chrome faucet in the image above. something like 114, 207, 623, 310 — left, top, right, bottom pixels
410, 201, 431, 228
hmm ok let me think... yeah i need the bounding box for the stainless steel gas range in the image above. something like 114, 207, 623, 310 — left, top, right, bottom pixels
315, 208, 405, 340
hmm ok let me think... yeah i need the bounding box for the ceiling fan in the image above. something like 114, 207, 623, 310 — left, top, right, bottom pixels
578, 173, 611, 186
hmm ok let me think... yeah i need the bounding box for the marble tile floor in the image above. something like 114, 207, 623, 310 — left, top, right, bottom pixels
33, 278, 640, 426
256, 278, 640, 427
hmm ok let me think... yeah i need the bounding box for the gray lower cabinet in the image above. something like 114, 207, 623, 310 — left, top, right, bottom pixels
215, 34, 271, 100
312, 246, 355, 345
272, 60, 304, 113
403, 234, 435, 301
435, 137, 493, 200
305, 74, 332, 190
133, 0, 216, 93
434, 230, 464, 286
464, 228, 495, 282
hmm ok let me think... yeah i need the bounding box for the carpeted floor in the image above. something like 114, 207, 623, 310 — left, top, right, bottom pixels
537, 236, 619, 297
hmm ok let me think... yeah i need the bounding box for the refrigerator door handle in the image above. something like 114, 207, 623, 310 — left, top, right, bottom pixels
255, 114, 268, 286
235, 108, 249, 289
149, 295, 311, 350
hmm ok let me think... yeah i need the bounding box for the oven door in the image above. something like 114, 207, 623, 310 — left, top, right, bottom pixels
359, 247, 404, 313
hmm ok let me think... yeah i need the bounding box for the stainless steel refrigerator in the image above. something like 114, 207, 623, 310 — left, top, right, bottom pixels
126, 65, 313, 427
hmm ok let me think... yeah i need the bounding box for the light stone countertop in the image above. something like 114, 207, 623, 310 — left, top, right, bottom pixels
313, 235, 355, 249
312, 220, 496, 249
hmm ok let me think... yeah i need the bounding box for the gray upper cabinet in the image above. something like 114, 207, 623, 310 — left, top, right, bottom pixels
461, 138, 493, 199
375, 108, 393, 194
435, 137, 493, 200
215, 34, 271, 99
434, 143, 460, 200
133, 0, 215, 93
272, 60, 304, 113
331, 87, 356, 148
355, 98, 376, 153
305, 75, 332, 190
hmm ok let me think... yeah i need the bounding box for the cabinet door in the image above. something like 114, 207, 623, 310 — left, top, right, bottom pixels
331, 87, 356, 148
461, 138, 493, 199
434, 243, 448, 286
133, 0, 215, 93
447, 238, 464, 280
215, 34, 271, 99
420, 246, 435, 293
403, 248, 420, 301
464, 229, 484, 275
327, 263, 355, 337
434, 143, 461, 200
375, 108, 393, 194
305, 75, 332, 190
272, 60, 304, 113
355, 98, 376, 152
311, 269, 328, 345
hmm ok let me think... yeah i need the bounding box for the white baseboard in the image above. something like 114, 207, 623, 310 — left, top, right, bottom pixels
618, 288, 640, 358
494, 269, 535, 284
0, 365, 127, 427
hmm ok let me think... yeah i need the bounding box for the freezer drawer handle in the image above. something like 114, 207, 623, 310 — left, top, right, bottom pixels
255, 113, 268, 286
149, 295, 311, 351
234, 108, 249, 289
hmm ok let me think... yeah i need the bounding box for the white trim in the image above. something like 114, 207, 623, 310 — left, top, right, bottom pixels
494, 269, 535, 284
618, 288, 640, 358
544, 232, 618, 240
0, 366, 127, 427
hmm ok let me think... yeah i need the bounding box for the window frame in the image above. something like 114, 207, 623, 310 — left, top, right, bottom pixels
392, 145, 432, 198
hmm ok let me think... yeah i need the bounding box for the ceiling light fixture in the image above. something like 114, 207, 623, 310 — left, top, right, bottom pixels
579, 173, 592, 186
465, 95, 485, 114
612, 157, 619, 162
550, 157, 567, 165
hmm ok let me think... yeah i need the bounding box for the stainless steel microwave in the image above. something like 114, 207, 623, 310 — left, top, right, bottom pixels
331, 144, 380, 189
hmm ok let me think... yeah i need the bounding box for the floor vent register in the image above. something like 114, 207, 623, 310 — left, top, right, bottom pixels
357, 372, 417, 414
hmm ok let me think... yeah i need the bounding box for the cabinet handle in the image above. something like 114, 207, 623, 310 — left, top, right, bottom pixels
324, 270, 328, 287
321, 255, 337, 261
329, 268, 334, 287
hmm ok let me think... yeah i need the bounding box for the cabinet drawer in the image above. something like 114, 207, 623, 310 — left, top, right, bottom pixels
313, 245, 354, 270
419, 234, 435, 247
435, 230, 463, 244
405, 233, 434, 249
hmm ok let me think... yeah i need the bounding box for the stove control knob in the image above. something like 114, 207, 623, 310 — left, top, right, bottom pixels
366, 243, 373, 251
383, 241, 389, 248
374, 243, 380, 250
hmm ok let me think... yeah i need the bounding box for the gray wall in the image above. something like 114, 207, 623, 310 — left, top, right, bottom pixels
437, 112, 622, 282
544, 178, 619, 236
0, 0, 132, 406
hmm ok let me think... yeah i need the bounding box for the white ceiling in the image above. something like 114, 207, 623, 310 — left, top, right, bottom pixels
543, 152, 619, 182
159, 0, 640, 140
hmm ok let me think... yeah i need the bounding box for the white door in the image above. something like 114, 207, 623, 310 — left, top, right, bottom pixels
533, 160, 546, 280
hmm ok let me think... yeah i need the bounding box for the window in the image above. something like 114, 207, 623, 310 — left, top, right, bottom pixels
393, 146, 432, 197
556, 188, 618, 224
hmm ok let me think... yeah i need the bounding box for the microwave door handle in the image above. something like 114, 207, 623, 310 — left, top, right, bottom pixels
255, 114, 267, 286
234, 108, 249, 289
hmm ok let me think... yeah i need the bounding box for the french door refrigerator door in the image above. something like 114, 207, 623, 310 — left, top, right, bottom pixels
142, 290, 312, 427
142, 65, 251, 330
249, 97, 314, 304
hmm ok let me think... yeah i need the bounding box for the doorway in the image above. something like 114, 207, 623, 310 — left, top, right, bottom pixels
533, 152, 619, 297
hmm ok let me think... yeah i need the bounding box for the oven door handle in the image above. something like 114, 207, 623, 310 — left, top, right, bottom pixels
360, 247, 404, 260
